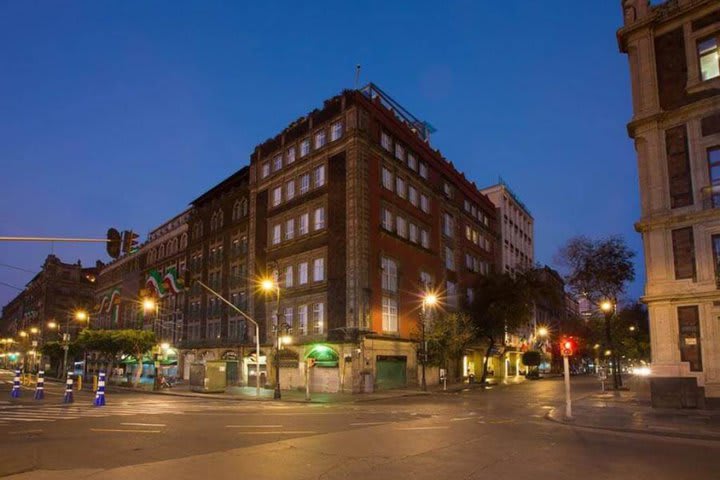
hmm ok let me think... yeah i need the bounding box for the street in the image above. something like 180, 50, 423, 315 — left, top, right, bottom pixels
0, 371, 718, 479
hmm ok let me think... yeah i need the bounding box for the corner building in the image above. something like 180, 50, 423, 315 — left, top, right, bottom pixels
619, 0, 720, 406
248, 84, 497, 392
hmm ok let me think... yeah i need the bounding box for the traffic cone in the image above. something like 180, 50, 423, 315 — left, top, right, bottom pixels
34, 370, 45, 400
10, 369, 20, 398
63, 373, 74, 404
93, 371, 106, 406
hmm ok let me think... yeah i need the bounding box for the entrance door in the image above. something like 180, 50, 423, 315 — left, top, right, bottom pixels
376, 355, 407, 390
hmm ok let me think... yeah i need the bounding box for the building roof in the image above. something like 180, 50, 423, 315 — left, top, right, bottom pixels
189, 166, 250, 206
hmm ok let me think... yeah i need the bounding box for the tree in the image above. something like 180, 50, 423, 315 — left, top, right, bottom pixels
469, 271, 540, 384
522, 350, 543, 379
113, 330, 156, 386
556, 235, 636, 388
423, 312, 475, 380
77, 329, 124, 376
40, 341, 82, 376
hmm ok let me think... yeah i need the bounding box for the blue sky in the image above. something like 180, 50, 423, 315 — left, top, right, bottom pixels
0, 1, 641, 307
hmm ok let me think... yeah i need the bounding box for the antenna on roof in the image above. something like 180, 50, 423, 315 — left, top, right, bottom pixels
355, 64, 361, 89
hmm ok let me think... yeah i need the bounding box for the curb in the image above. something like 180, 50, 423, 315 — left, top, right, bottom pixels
544, 408, 720, 442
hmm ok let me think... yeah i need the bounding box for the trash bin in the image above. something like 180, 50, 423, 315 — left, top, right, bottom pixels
189, 361, 227, 393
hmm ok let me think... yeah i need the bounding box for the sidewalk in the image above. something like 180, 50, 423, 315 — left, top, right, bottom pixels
547, 382, 720, 441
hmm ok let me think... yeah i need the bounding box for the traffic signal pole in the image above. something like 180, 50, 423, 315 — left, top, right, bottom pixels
563, 355, 572, 419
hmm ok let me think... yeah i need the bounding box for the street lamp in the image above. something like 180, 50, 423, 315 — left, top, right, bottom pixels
261, 275, 286, 400
599, 300, 621, 389
420, 292, 438, 392
19, 331, 28, 338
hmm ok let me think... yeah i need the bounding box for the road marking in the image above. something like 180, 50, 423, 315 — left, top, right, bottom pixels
90, 428, 161, 433
488, 419, 515, 424
394, 426, 449, 431
235, 430, 317, 435
8, 429, 43, 434
451, 417, 474, 422
350, 422, 388, 426
225, 424, 283, 428
120, 423, 167, 427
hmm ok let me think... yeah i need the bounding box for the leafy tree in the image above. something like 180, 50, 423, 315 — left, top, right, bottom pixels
522, 350, 543, 379
40, 341, 82, 377
113, 330, 156, 386
77, 329, 124, 376
423, 312, 475, 380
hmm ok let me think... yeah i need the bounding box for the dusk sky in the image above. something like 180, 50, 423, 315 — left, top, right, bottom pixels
0, 1, 640, 308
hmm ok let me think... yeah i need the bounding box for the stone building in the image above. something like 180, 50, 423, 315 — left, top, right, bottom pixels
619, 0, 720, 406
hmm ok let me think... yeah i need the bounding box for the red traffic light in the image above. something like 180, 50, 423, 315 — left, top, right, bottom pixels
560, 337, 576, 357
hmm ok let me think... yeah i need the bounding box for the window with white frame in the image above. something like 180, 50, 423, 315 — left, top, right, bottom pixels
298, 305, 308, 335
382, 167, 393, 190
381, 132, 392, 151
382, 208, 393, 231
314, 165, 326, 187
396, 216, 407, 238
272, 154, 282, 172
284, 265, 293, 287
313, 258, 324, 282
300, 139, 310, 157
420, 194, 430, 213
382, 296, 398, 332
421, 229, 430, 248
408, 185, 418, 206
419, 162, 428, 179
443, 213, 454, 237
285, 218, 295, 240
699, 37, 720, 82
299, 212, 309, 235
284, 307, 294, 334
314, 206, 325, 230
331, 122, 343, 141
408, 152, 418, 171
312, 303, 324, 334
286, 180, 295, 200
272, 224, 281, 245
396, 177, 406, 199
300, 173, 310, 194
381, 256, 398, 292
314, 130, 326, 149
445, 246, 455, 271
299, 262, 308, 284
287, 147, 296, 164
409, 223, 418, 243
395, 143, 405, 161
272, 186, 282, 207
261, 162, 270, 179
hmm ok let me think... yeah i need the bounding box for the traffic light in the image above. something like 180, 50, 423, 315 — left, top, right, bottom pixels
106, 228, 122, 259
121, 230, 140, 255
560, 337, 577, 357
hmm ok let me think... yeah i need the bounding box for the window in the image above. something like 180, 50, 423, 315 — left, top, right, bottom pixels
665, 125, 693, 209
284, 265, 294, 288
381, 132, 392, 151
446, 281, 458, 308
443, 182, 453, 198
672, 227, 696, 280
272, 154, 282, 172
207, 319, 222, 339
228, 318, 241, 339
467, 288, 475, 304
408, 185, 418, 206
299, 213, 309, 235
420, 271, 433, 289
314, 207, 325, 230
272, 224, 281, 245
382, 208, 393, 231
421, 229, 430, 248
298, 305, 308, 335
314, 130, 326, 149
286, 180, 296, 201
445, 246, 455, 271
300, 174, 310, 194
314, 165, 326, 187
396, 216, 407, 238
408, 152, 418, 171
272, 186, 282, 207
465, 225, 472, 241
678, 306, 702, 371
299, 262, 308, 284
698, 37, 720, 81
409, 223, 418, 243
395, 143, 405, 161
382, 297, 398, 332
419, 162, 428, 179
331, 122, 343, 141
287, 147, 296, 164
443, 213, 454, 237
712, 234, 720, 287
285, 218, 295, 240
465, 253, 474, 270
300, 139, 310, 157
312, 303, 324, 334
381, 257, 398, 292
284, 307, 294, 335
313, 258, 325, 282
420, 194, 430, 213
261, 162, 270, 179
396, 177, 406, 198
382, 167, 393, 190
464, 200, 471, 212
708, 147, 720, 207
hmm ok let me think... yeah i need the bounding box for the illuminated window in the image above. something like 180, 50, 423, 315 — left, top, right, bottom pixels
285, 265, 294, 287
313, 258, 324, 282
286, 180, 295, 200
300, 173, 310, 194
272, 224, 281, 245
314, 207, 325, 230
272, 186, 282, 207
382, 297, 398, 332
312, 303, 324, 334
381, 256, 398, 292
300, 139, 310, 157
331, 122, 343, 141
299, 262, 308, 284
299, 213, 309, 235
287, 147, 296, 164
298, 305, 308, 335
272, 154, 282, 172
314, 165, 326, 187
314, 130, 326, 149
699, 37, 720, 81
261, 162, 270, 179
285, 219, 295, 240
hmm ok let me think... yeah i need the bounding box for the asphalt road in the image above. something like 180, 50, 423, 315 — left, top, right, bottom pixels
0, 370, 718, 479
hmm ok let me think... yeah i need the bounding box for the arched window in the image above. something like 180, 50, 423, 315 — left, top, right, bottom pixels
158, 244, 165, 259
241, 198, 248, 217
233, 201, 241, 221
180, 233, 188, 250
210, 213, 217, 232
217, 210, 224, 229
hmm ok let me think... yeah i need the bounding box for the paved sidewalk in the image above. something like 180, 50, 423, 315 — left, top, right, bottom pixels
547, 386, 720, 441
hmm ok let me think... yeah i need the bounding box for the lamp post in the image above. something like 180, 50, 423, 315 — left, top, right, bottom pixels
600, 300, 621, 390
262, 276, 286, 400
143, 298, 162, 390
420, 292, 438, 392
